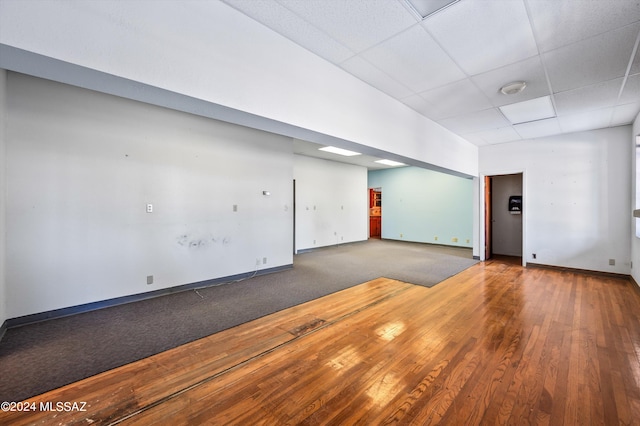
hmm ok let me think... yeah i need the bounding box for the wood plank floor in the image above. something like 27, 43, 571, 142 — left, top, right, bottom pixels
2, 258, 640, 425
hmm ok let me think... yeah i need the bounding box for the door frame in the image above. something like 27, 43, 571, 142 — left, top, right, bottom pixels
484, 176, 492, 260
480, 170, 526, 266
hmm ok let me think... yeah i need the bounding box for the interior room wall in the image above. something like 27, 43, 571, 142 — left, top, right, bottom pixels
367, 167, 473, 248
491, 174, 523, 256
293, 155, 368, 251
480, 126, 631, 274
631, 112, 640, 285
0, 1, 478, 178
0, 69, 6, 330
5, 73, 294, 319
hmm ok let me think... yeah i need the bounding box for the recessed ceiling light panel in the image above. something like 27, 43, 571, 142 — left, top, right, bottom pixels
403, 0, 460, 20
319, 146, 361, 157
499, 95, 556, 125
375, 159, 406, 167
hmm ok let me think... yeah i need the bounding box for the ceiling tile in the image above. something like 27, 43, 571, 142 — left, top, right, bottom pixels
558, 108, 613, 133
460, 132, 489, 146
471, 56, 550, 107
400, 93, 441, 117
513, 118, 562, 139
423, 0, 538, 75
361, 25, 465, 93
276, 0, 417, 53
223, 0, 355, 63
339, 56, 414, 99
632, 42, 640, 75
620, 73, 640, 104
611, 102, 640, 125
438, 108, 510, 134
417, 78, 493, 120
527, 0, 640, 53
554, 78, 623, 116
466, 126, 522, 145
544, 23, 640, 92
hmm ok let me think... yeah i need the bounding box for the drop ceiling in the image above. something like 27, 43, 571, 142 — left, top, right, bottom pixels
223, 0, 640, 147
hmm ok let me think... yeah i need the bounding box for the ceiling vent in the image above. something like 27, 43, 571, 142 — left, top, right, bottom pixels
500, 81, 527, 95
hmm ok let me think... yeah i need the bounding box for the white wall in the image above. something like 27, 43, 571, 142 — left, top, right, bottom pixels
631, 112, 640, 285
0, 0, 478, 178
480, 126, 631, 274
6, 73, 294, 318
368, 167, 473, 247
491, 174, 522, 256
0, 68, 6, 327
294, 155, 367, 251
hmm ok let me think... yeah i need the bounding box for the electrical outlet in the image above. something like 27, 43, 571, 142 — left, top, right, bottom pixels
452, 237, 458, 243
146, 203, 153, 213
263, 257, 267, 265
434, 236, 438, 241
532, 253, 537, 259
400, 233, 403, 238
466, 239, 470, 243
147, 275, 154, 285
256, 258, 260, 266
609, 259, 615, 266
233, 204, 238, 212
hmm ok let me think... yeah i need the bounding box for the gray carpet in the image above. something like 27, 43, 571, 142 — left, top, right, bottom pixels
0, 239, 477, 402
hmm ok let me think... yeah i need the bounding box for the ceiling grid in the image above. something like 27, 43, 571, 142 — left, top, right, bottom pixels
222, 0, 640, 146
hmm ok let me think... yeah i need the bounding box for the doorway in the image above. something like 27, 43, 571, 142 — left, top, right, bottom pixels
369, 188, 382, 238
293, 179, 296, 254
484, 174, 523, 260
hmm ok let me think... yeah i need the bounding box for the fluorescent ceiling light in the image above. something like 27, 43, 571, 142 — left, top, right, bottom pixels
403, 0, 460, 20
375, 159, 406, 167
499, 95, 556, 125
318, 146, 361, 156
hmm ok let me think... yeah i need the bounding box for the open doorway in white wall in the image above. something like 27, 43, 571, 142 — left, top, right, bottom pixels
485, 173, 523, 262
369, 187, 382, 239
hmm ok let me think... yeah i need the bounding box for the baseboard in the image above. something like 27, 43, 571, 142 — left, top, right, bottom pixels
297, 239, 474, 255
383, 238, 473, 250
630, 275, 640, 297
526, 262, 630, 279
0, 320, 7, 343
296, 239, 368, 254
5, 264, 293, 329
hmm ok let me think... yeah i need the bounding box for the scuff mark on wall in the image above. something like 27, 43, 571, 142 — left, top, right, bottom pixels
177, 233, 228, 249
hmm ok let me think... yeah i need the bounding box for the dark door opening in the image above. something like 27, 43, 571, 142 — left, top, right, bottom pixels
485, 173, 523, 261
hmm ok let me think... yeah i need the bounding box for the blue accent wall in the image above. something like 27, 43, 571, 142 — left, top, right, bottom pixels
368, 167, 473, 247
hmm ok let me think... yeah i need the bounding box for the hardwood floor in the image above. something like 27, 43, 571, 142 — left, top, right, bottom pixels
2, 258, 640, 425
